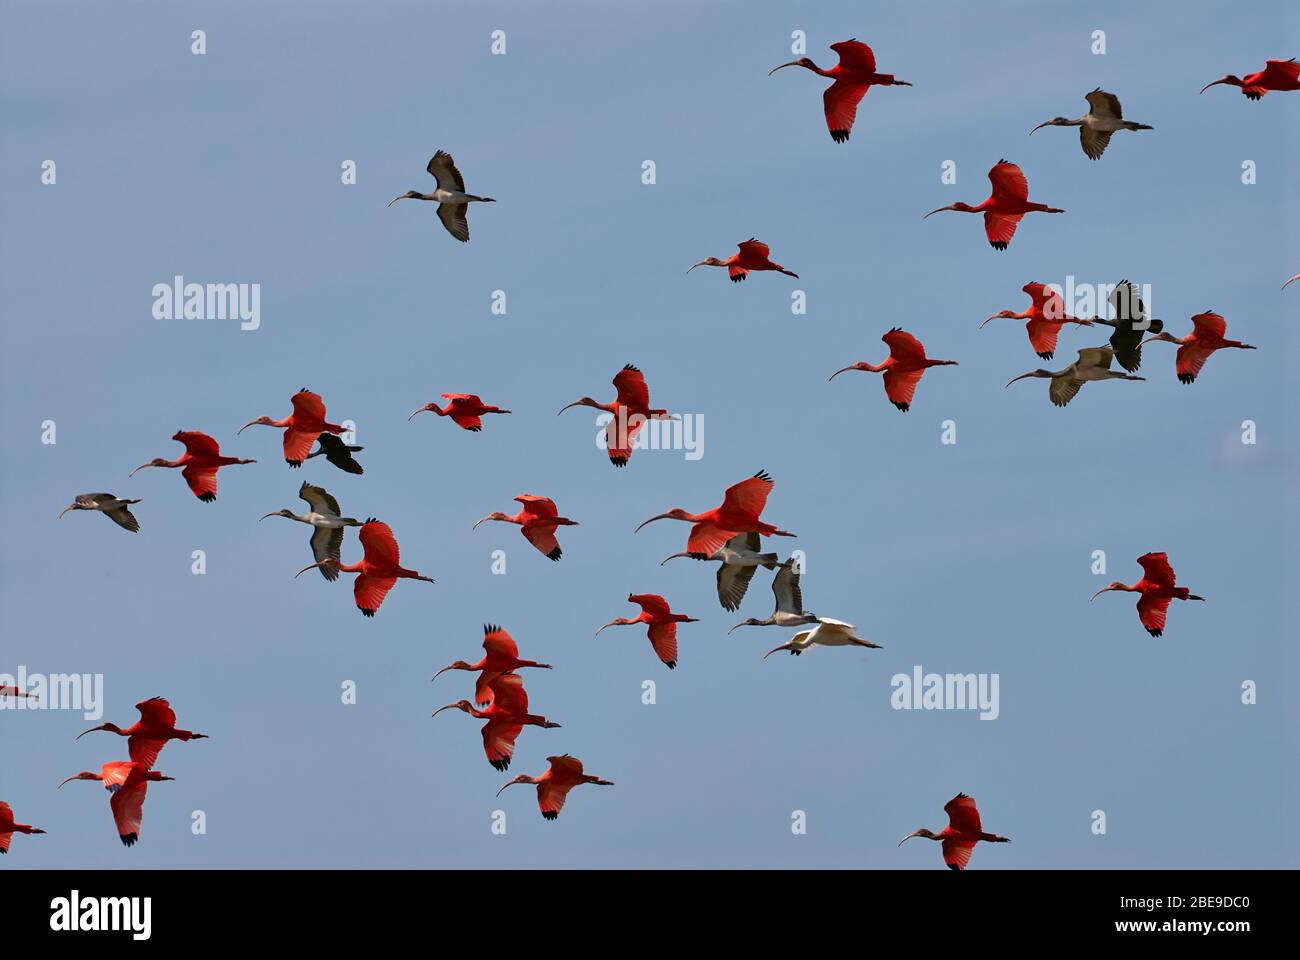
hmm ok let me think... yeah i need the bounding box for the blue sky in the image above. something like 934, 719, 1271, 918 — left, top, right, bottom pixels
1, 0, 1296, 868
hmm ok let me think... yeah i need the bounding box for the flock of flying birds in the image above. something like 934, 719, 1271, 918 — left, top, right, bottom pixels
6, 37, 1296, 870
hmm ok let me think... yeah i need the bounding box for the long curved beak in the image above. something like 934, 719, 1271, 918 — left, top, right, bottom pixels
556, 401, 583, 415
127, 463, 152, 478
431, 665, 455, 682
295, 561, 325, 579
259, 512, 280, 522
471, 516, 494, 531
58, 506, 73, 519
1283, 275, 1300, 290
1005, 372, 1036, 388
726, 622, 749, 636
762, 644, 791, 660
593, 621, 619, 639
430, 704, 458, 718
236, 420, 259, 435
767, 60, 800, 76
495, 780, 521, 798
634, 513, 672, 533
828, 366, 856, 381
1029, 120, 1052, 135
387, 195, 407, 207
980, 315, 1005, 328
408, 408, 425, 421
660, 552, 693, 566
74, 726, 99, 740
1198, 79, 1227, 95
922, 205, 955, 220
686, 261, 709, 274
1089, 586, 1114, 602
898, 831, 923, 846
57, 776, 80, 790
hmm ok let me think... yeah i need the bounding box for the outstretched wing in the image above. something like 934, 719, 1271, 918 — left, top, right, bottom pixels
1136, 552, 1177, 588
720, 471, 774, 516
716, 562, 758, 612
310, 526, 344, 581
612, 365, 650, 410
646, 621, 679, 668
299, 483, 342, 517
515, 495, 558, 520
427, 150, 466, 192
437, 203, 470, 243
944, 793, 983, 834
181, 465, 219, 502
1085, 87, 1123, 119
823, 81, 869, 143
174, 431, 220, 457
987, 161, 1029, 202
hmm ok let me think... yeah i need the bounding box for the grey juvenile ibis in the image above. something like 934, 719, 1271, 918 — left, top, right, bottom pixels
1030, 89, 1153, 159
260, 482, 361, 581
1006, 346, 1144, 407
661, 532, 779, 612
727, 559, 817, 632
388, 150, 496, 243
59, 493, 143, 533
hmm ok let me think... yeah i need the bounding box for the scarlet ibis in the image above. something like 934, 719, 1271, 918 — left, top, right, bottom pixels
1284, 274, 1300, 290
1091, 552, 1205, 637
474, 494, 578, 561
764, 618, 880, 658
558, 364, 674, 467
239, 389, 346, 467
982, 282, 1095, 360
728, 558, 817, 632
497, 755, 614, 821
410, 393, 510, 432
1200, 59, 1300, 99
1090, 280, 1163, 372
388, 150, 495, 243
0, 685, 34, 698
595, 593, 698, 670
305, 433, 364, 475
1029, 89, 1153, 159
129, 431, 255, 503
433, 673, 559, 771
59, 493, 143, 532
661, 532, 779, 612
635, 470, 796, 558
900, 793, 1011, 870
688, 239, 798, 283
923, 161, 1064, 250
0, 802, 46, 854
432, 624, 553, 708
295, 519, 434, 617
1142, 311, 1256, 383
261, 482, 361, 582
767, 38, 911, 143
59, 761, 174, 847
76, 697, 208, 769
1006, 347, 1144, 407
830, 328, 957, 412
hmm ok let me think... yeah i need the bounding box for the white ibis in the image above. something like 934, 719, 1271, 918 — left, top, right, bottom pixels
727, 559, 817, 632
1089, 280, 1163, 372
305, 433, 364, 475
1006, 347, 1144, 407
661, 532, 779, 612
763, 618, 881, 658
1030, 89, 1153, 159
388, 150, 495, 243
261, 482, 361, 581
59, 493, 142, 532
